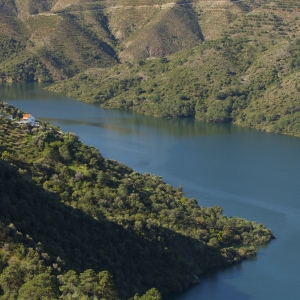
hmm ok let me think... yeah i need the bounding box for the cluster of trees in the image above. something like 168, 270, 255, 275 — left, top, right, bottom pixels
0, 35, 23, 64
49, 3, 300, 137
1, 55, 53, 82
0, 218, 159, 299
1, 0, 300, 136
0, 102, 273, 298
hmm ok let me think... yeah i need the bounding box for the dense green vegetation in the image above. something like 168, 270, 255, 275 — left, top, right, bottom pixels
0, 102, 273, 298
1, 0, 300, 136
49, 0, 300, 137
1, 1, 295, 297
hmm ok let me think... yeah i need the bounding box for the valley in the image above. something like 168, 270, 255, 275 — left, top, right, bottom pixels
1, 0, 300, 136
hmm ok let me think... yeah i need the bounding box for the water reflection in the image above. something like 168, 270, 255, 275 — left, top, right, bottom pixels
0, 82, 250, 138
0, 82, 52, 100
128, 113, 249, 137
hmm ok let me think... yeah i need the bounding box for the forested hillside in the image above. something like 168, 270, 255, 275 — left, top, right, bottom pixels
1, 0, 300, 136
0, 102, 273, 298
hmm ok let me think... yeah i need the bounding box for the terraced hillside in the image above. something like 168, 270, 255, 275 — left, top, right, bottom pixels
49, 0, 300, 136
0, 0, 270, 81
1, 0, 300, 136
0, 0, 198, 81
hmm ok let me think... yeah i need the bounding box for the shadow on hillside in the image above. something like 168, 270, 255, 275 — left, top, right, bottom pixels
0, 160, 228, 298
182, 1, 204, 41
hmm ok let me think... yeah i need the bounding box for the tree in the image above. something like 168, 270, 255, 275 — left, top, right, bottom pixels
58, 270, 80, 299
0, 262, 25, 298
95, 271, 119, 300
59, 144, 71, 161
18, 273, 59, 300
1, 150, 10, 160
78, 269, 97, 298
132, 288, 161, 300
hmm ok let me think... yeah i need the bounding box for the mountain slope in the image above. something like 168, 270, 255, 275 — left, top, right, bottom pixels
0, 0, 209, 81
48, 0, 300, 136
1, 0, 300, 136
0, 102, 273, 298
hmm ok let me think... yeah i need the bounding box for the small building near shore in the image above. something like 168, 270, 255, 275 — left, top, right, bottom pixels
17, 113, 38, 126
22, 114, 35, 124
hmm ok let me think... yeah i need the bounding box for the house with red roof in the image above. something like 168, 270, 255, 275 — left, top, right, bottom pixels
18, 113, 36, 125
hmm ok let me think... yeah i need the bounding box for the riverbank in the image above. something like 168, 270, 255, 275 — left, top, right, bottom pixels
0, 97, 274, 298
2, 83, 300, 300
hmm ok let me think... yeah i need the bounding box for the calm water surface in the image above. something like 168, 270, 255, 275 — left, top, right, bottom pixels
1, 83, 300, 300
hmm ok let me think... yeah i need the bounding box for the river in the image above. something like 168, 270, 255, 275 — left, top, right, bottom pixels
1, 83, 300, 300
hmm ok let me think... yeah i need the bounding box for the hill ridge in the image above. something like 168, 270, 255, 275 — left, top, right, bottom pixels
1, 0, 300, 136
0, 101, 273, 298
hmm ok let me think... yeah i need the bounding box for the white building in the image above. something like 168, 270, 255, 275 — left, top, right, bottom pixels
18, 114, 36, 125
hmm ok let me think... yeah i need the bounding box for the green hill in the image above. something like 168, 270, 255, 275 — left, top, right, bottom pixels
1, 0, 300, 136
48, 0, 300, 136
0, 102, 273, 298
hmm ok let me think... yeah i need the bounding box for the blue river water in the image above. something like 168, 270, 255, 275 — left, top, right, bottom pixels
1, 83, 300, 300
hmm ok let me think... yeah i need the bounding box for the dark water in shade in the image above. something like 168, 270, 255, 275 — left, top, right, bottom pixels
1, 83, 300, 300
